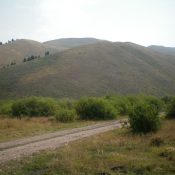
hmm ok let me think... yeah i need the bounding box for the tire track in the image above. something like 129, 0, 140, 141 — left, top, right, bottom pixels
0, 120, 122, 163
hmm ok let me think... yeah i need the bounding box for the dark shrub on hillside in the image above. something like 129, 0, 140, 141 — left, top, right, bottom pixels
167, 99, 175, 118
55, 109, 77, 122
11, 97, 56, 117
76, 97, 118, 120
129, 103, 160, 134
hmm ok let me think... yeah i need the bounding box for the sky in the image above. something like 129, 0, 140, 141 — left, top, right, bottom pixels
0, 0, 174, 47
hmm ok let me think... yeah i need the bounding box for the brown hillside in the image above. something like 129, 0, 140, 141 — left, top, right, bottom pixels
0, 39, 60, 66
44, 38, 103, 49
0, 41, 175, 98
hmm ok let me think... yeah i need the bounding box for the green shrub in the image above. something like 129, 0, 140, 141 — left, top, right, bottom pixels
57, 99, 76, 110
144, 97, 163, 113
161, 96, 175, 105
11, 97, 56, 117
76, 97, 118, 120
104, 96, 131, 115
129, 103, 161, 134
0, 100, 14, 115
55, 109, 77, 122
127, 96, 141, 106
167, 99, 175, 118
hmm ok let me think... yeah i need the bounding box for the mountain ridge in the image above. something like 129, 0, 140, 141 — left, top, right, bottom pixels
0, 41, 175, 99
148, 45, 175, 57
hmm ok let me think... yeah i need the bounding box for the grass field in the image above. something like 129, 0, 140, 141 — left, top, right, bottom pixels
0, 119, 174, 175
0, 117, 102, 142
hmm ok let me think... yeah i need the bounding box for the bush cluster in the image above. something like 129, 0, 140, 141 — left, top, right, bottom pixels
55, 109, 77, 122
11, 97, 56, 117
144, 96, 163, 114
0, 95, 169, 129
129, 103, 160, 134
0, 100, 14, 116
76, 97, 118, 120
105, 96, 131, 115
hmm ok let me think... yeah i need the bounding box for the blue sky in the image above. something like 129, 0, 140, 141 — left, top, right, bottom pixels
0, 0, 174, 46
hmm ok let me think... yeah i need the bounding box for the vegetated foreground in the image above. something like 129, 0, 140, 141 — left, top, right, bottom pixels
0, 95, 174, 174
0, 95, 172, 141
0, 120, 122, 163
0, 119, 174, 175
0, 118, 103, 142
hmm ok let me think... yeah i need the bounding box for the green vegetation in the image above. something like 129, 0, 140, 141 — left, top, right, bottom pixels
11, 97, 56, 117
0, 95, 175, 174
23, 55, 39, 62
104, 95, 131, 115
0, 100, 14, 115
0, 95, 168, 121
0, 95, 173, 140
129, 102, 161, 134
76, 97, 118, 120
55, 109, 77, 122
0, 118, 100, 142
144, 96, 163, 113
0, 119, 174, 175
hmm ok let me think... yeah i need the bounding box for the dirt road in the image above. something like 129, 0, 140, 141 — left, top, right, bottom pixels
0, 120, 122, 163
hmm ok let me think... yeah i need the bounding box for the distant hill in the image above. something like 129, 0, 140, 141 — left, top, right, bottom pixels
44, 37, 104, 49
0, 39, 60, 66
148, 45, 175, 57
0, 41, 175, 99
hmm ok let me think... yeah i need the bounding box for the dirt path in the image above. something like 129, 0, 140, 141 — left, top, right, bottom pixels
0, 120, 122, 163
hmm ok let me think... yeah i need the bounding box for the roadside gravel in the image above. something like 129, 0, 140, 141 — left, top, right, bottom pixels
0, 120, 123, 163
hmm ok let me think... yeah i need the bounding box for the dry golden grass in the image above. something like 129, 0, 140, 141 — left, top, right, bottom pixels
0, 119, 175, 175
0, 117, 100, 142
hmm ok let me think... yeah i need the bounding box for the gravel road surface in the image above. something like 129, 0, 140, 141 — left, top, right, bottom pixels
0, 120, 122, 163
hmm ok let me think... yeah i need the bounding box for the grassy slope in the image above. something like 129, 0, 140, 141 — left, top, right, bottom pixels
0, 42, 175, 99
0, 117, 101, 142
148, 45, 175, 57
0, 119, 174, 175
0, 39, 60, 66
43, 37, 103, 49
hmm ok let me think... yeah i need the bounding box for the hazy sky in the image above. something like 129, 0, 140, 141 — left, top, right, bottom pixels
0, 0, 174, 46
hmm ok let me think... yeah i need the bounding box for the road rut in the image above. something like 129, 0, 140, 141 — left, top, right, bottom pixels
0, 120, 122, 163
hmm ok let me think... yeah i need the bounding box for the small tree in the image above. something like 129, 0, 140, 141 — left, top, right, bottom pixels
31, 55, 35, 60
129, 103, 161, 134
10, 61, 16, 66
45, 51, 50, 56
0, 42, 2, 45
76, 97, 118, 120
